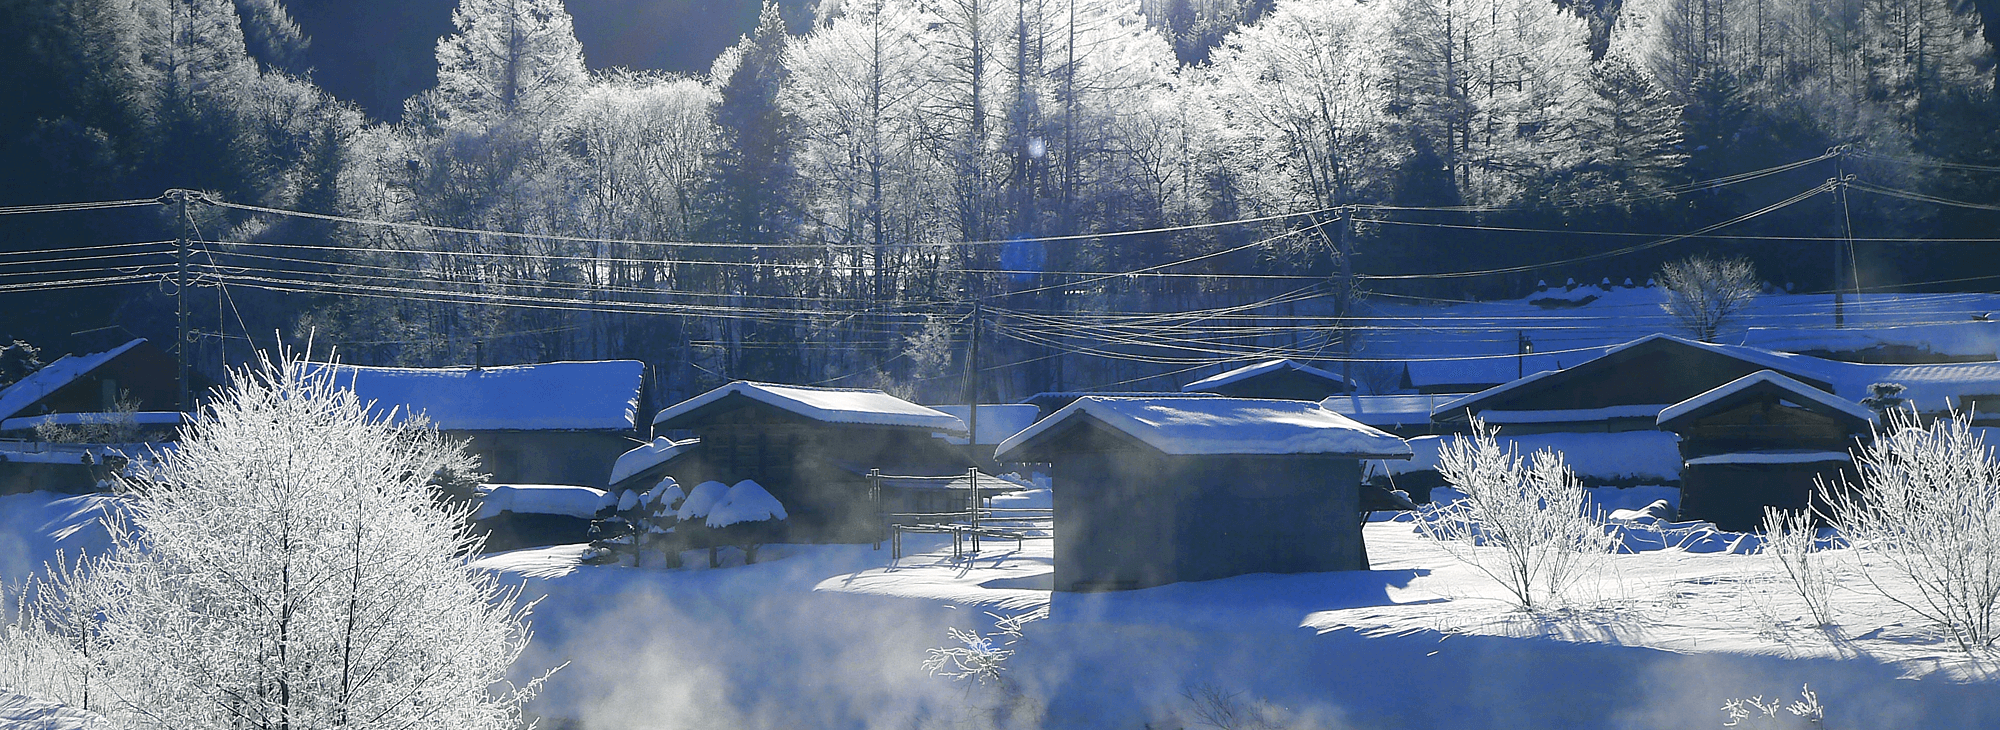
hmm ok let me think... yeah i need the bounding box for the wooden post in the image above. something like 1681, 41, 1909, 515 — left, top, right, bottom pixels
869, 468, 883, 550
968, 467, 980, 554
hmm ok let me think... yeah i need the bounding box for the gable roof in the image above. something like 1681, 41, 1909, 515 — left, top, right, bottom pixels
0, 338, 148, 422
653, 381, 966, 433
309, 360, 645, 431
1181, 359, 1349, 393
1433, 334, 1832, 421
995, 396, 1410, 461
1657, 370, 1876, 431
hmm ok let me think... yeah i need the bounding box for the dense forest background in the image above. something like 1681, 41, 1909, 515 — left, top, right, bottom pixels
0, 0, 1997, 404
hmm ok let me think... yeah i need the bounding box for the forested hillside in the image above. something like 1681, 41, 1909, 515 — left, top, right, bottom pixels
0, 0, 1995, 404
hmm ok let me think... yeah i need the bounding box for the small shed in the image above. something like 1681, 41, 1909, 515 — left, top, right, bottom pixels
310, 360, 646, 488
0, 338, 193, 439
1181, 359, 1354, 400
995, 397, 1410, 593
472, 484, 608, 552
1656, 370, 1873, 532
652, 381, 972, 543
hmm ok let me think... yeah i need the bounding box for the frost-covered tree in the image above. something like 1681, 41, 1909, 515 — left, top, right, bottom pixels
432, 0, 587, 128
7, 353, 546, 729
1415, 417, 1613, 611
678, 480, 731, 567
707, 0, 800, 244
1822, 408, 2000, 653
1658, 254, 1758, 342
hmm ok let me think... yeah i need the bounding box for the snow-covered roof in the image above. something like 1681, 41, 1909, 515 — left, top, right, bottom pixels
1181, 359, 1349, 393
1379, 430, 1683, 482
1432, 334, 1831, 419
473, 484, 608, 520
1317, 394, 1454, 427
995, 397, 1410, 460
1657, 370, 1875, 429
608, 437, 700, 486
932, 404, 1043, 445
1685, 450, 1853, 466
0, 338, 147, 422
308, 360, 645, 431
653, 381, 965, 433
1815, 361, 2000, 413
1743, 321, 2000, 360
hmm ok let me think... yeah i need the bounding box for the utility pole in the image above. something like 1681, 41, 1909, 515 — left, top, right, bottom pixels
1833, 146, 1853, 328
963, 300, 982, 468
174, 190, 191, 412
1337, 207, 1355, 393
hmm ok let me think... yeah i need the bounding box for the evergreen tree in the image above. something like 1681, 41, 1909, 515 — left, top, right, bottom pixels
432, 0, 588, 129
706, 1, 799, 243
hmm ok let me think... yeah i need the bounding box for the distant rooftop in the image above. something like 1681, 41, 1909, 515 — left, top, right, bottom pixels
997, 396, 1410, 461
307, 360, 645, 432
654, 381, 965, 433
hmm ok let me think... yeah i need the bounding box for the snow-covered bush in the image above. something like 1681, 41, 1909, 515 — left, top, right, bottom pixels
707, 479, 787, 564
1720, 683, 1824, 728
678, 480, 730, 567
1821, 408, 2000, 653
1415, 417, 1614, 611
1760, 507, 1836, 629
0, 552, 103, 712
642, 477, 686, 567
923, 611, 1037, 686
0, 353, 547, 729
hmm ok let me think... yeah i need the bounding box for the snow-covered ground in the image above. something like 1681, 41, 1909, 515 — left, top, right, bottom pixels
9, 481, 2000, 728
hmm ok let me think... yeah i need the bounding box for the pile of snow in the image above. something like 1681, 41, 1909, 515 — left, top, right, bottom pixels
644, 477, 685, 512
306, 360, 645, 431
707, 480, 787, 528
0, 411, 185, 432
0, 689, 110, 730
998, 397, 1410, 459
988, 488, 1051, 510
677, 480, 730, 522
608, 437, 699, 486
1380, 431, 1682, 482
473, 484, 608, 521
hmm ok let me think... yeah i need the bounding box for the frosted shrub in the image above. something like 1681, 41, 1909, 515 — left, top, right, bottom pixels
1416, 417, 1613, 611
924, 611, 1036, 686
1720, 684, 1824, 728
1760, 507, 1836, 629
1821, 408, 2000, 653
0, 353, 550, 729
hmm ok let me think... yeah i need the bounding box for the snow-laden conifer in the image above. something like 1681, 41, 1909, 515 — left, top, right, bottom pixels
9, 353, 547, 729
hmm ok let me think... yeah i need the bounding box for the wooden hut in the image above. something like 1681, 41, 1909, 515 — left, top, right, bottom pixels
310, 360, 647, 488
651, 381, 973, 543
1181, 359, 1354, 400
994, 397, 1410, 593
0, 338, 193, 438
1656, 370, 1873, 531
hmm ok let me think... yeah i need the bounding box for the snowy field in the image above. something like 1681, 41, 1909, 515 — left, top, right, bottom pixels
9, 485, 2000, 728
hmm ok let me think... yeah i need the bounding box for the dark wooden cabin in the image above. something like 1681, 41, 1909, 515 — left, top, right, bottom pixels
995, 397, 1410, 593
1433, 335, 1833, 434
0, 338, 194, 434
1181, 359, 1354, 400
311, 360, 647, 488
652, 381, 973, 543
1656, 370, 1873, 532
